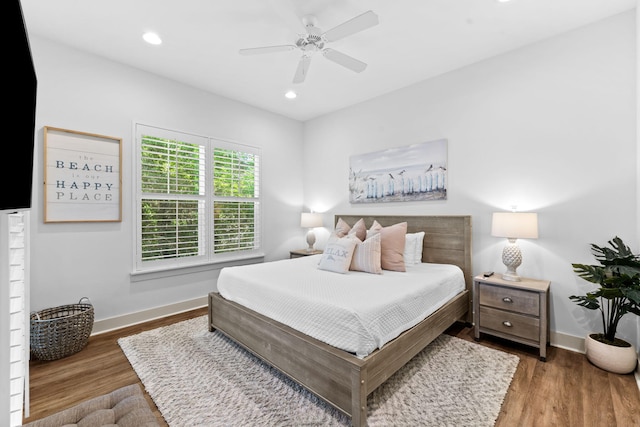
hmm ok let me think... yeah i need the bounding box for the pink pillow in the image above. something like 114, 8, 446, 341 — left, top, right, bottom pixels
334, 217, 351, 238
350, 233, 382, 274
368, 220, 407, 272
367, 220, 383, 236
330, 217, 366, 241
347, 218, 367, 241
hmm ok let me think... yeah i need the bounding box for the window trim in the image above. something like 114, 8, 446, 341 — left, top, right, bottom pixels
133, 123, 263, 275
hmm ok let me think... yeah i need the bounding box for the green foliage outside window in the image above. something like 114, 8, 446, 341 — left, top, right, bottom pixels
213, 148, 259, 254
139, 135, 259, 263
141, 137, 201, 195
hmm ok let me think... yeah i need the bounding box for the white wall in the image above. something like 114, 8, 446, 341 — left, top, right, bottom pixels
303, 11, 638, 349
29, 36, 305, 327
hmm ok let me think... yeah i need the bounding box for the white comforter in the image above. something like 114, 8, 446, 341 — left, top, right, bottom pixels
217, 255, 465, 358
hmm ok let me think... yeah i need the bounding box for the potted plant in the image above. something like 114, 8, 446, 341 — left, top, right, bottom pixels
570, 236, 640, 374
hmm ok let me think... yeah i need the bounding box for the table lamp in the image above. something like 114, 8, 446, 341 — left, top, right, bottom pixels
491, 212, 538, 281
301, 212, 323, 251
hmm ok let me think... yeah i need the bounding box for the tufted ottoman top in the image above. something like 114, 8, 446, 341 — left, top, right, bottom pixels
22, 384, 160, 427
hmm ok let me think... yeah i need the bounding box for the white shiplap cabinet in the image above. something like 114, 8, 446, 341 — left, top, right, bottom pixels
1, 211, 29, 426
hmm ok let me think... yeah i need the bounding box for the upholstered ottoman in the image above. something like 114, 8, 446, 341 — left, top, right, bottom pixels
22, 384, 160, 427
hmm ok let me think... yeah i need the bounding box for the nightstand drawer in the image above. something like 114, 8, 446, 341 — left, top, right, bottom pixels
479, 306, 540, 341
478, 283, 539, 316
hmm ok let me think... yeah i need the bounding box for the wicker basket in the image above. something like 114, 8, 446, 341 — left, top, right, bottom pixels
30, 297, 94, 361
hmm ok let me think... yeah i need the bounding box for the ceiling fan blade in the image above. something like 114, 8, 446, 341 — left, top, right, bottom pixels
239, 45, 296, 55
322, 10, 379, 42
292, 55, 312, 84
322, 48, 367, 73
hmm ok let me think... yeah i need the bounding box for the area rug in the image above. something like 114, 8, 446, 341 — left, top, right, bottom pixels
118, 316, 519, 426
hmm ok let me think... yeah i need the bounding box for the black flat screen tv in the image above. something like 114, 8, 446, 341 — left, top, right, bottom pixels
4, 0, 37, 211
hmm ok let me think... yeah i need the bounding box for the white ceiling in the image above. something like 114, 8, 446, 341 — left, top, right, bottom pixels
21, 0, 636, 122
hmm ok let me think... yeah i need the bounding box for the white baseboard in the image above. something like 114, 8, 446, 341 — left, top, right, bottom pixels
91, 296, 208, 335
550, 330, 586, 354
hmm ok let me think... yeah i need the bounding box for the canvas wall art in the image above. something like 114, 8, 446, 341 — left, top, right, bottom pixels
349, 139, 447, 204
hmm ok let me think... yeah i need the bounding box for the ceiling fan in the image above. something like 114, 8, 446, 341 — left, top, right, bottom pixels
239, 10, 379, 84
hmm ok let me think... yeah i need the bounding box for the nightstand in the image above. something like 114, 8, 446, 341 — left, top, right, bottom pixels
473, 274, 550, 361
290, 249, 323, 259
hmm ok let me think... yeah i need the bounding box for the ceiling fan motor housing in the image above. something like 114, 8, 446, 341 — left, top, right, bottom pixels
297, 17, 324, 52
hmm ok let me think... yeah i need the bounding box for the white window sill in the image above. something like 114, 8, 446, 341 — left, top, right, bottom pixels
130, 252, 265, 282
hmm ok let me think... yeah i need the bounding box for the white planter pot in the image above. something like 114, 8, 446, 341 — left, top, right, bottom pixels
585, 334, 638, 374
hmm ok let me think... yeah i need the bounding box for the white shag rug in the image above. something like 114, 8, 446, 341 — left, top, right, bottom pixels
118, 316, 519, 427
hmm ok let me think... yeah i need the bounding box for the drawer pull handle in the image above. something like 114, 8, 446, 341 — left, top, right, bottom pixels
502, 297, 513, 303
502, 321, 513, 327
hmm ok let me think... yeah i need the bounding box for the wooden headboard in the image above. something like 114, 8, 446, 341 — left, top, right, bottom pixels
335, 215, 473, 304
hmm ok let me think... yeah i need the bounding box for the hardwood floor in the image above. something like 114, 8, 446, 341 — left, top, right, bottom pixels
448, 323, 640, 427
24, 308, 640, 426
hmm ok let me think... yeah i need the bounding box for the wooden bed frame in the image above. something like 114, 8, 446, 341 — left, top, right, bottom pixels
208, 215, 472, 426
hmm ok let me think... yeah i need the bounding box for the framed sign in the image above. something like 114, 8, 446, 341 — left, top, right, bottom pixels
44, 126, 122, 222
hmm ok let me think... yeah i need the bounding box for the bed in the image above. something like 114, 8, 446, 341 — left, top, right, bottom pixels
208, 215, 472, 426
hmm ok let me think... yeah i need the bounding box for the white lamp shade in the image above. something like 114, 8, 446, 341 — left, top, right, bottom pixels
301, 212, 323, 228
491, 212, 538, 239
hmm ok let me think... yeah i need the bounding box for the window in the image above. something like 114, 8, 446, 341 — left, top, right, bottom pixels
135, 124, 261, 272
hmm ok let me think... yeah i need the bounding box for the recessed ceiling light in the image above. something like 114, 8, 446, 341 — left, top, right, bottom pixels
285, 90, 297, 99
497, 0, 512, 2
143, 32, 162, 45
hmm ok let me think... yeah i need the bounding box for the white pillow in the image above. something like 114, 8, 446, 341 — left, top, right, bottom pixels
404, 231, 425, 265
318, 236, 359, 273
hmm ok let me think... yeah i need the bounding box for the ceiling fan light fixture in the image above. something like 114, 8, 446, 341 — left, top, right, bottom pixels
285, 90, 297, 99
143, 32, 162, 45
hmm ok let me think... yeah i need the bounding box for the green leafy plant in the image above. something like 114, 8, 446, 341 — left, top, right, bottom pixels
570, 236, 640, 346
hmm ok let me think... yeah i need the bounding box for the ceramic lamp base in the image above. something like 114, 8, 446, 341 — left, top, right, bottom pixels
306, 229, 316, 251
501, 239, 522, 281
